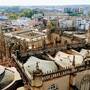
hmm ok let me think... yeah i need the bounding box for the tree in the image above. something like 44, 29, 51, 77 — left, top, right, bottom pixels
47, 20, 56, 33
47, 21, 56, 41
8, 13, 18, 20
19, 9, 33, 18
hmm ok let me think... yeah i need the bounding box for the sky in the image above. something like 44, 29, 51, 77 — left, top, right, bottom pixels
0, 0, 90, 6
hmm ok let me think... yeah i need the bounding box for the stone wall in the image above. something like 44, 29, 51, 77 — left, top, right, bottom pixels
75, 70, 90, 89
42, 75, 70, 90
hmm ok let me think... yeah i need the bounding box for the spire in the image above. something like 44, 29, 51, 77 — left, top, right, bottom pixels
32, 62, 43, 76
36, 62, 40, 70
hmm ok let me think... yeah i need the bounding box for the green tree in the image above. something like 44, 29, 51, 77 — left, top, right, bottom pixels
47, 21, 56, 40
8, 13, 18, 20
20, 9, 33, 18
47, 20, 56, 33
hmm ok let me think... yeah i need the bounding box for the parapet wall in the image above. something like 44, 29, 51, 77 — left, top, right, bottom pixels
42, 61, 90, 81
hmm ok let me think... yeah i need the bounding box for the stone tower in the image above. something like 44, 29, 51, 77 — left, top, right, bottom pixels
87, 24, 90, 43
31, 62, 43, 90
0, 25, 6, 59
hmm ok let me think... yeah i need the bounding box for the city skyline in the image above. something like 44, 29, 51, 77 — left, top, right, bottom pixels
0, 0, 90, 6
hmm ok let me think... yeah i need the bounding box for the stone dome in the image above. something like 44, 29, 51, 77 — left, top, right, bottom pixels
24, 56, 58, 74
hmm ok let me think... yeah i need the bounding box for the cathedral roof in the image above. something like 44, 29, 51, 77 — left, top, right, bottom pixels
80, 49, 90, 58
24, 56, 58, 74
48, 51, 83, 68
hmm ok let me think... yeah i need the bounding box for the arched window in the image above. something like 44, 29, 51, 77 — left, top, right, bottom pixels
48, 84, 58, 90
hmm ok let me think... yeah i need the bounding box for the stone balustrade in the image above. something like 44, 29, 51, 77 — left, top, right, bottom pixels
42, 61, 90, 81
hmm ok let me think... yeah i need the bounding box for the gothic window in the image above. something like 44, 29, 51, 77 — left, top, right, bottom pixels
48, 84, 58, 90
80, 74, 90, 90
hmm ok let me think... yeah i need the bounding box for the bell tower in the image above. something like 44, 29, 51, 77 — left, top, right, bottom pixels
87, 24, 90, 43
31, 62, 43, 90
0, 25, 6, 59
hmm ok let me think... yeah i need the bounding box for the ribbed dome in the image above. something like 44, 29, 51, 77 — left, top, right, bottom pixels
24, 56, 58, 74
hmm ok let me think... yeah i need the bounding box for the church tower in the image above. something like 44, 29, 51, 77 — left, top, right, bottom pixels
87, 24, 90, 43
0, 25, 6, 59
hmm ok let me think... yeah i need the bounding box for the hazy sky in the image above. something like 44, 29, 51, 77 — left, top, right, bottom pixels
0, 0, 90, 6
